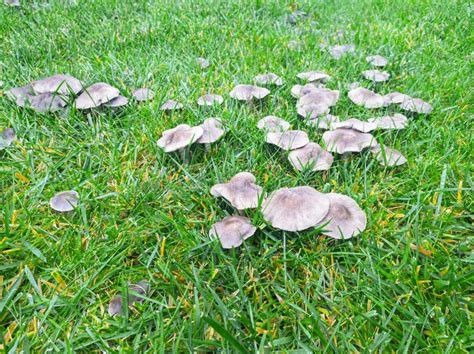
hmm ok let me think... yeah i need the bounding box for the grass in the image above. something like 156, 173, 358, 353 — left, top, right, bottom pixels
0, 0, 472, 352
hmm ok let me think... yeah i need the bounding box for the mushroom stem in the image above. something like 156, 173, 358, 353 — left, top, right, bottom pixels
236, 209, 245, 216
283, 232, 288, 287
205, 143, 211, 152
179, 148, 190, 164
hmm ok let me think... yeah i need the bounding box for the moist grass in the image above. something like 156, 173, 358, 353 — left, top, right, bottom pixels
0, 0, 473, 352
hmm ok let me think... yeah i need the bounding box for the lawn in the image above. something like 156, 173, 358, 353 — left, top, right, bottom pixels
0, 0, 472, 352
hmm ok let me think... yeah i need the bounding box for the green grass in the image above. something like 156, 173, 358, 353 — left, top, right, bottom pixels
1, 0, 473, 352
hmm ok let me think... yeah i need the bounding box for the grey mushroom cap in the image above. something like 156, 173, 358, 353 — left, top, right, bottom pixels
366, 55, 388, 67
108, 280, 150, 316
362, 70, 390, 82
288, 142, 334, 171
6, 85, 35, 107
291, 83, 325, 98
305, 114, 340, 130
0, 128, 15, 149
255, 72, 283, 86
4, 0, 20, 6
210, 172, 263, 210
197, 57, 210, 69
108, 296, 123, 316
197, 94, 224, 106
368, 114, 408, 130
328, 44, 355, 59
296, 71, 330, 83
75, 83, 120, 109
262, 186, 330, 232
400, 98, 433, 114
385, 92, 411, 104
197, 118, 225, 144
323, 128, 378, 154
318, 193, 367, 239
103, 95, 129, 108
160, 99, 184, 111
297, 103, 330, 119
229, 84, 270, 101
157, 124, 203, 152
49, 190, 79, 212
132, 88, 154, 101
371, 145, 407, 166
348, 87, 389, 109
29, 93, 68, 112
332, 118, 378, 133
209, 215, 257, 249
31, 74, 83, 95
297, 88, 340, 107
257, 116, 291, 132
265, 130, 309, 150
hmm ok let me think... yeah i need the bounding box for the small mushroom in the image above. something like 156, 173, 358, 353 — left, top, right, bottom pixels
108, 280, 150, 317
288, 142, 333, 171
29, 93, 68, 113
210, 172, 263, 210
4, 0, 20, 6
257, 116, 291, 132
287, 40, 299, 50
385, 92, 410, 104
368, 113, 408, 130
328, 44, 355, 59
49, 190, 79, 212
297, 103, 330, 119
229, 84, 270, 102
197, 94, 224, 106
366, 55, 388, 67
291, 83, 325, 98
265, 130, 309, 150
157, 124, 203, 152
197, 57, 210, 69
6, 85, 35, 107
197, 118, 225, 145
322, 128, 377, 154
318, 193, 366, 239
262, 186, 330, 232
103, 95, 129, 108
400, 98, 432, 114
296, 71, 330, 83
75, 83, 120, 109
297, 88, 340, 107
209, 215, 256, 249
0, 128, 15, 149
362, 70, 390, 82
332, 118, 378, 133
371, 145, 407, 166
108, 296, 123, 317
254, 73, 283, 86
348, 87, 389, 109
305, 114, 340, 130
31, 74, 83, 95
160, 99, 184, 111
132, 88, 154, 102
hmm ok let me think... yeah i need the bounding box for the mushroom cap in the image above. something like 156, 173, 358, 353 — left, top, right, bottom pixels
31, 74, 83, 95
297, 88, 340, 107
255, 72, 283, 86
305, 114, 339, 130
197, 118, 225, 144
210, 172, 263, 210
128, 280, 150, 303
160, 99, 184, 111
332, 118, 378, 133
297, 103, 330, 119
368, 113, 408, 130
29, 92, 68, 112
329, 44, 355, 59
348, 87, 389, 109
103, 95, 129, 108
371, 145, 407, 166
4, 0, 21, 6
257, 116, 291, 132
132, 88, 154, 101
49, 190, 79, 212
108, 296, 123, 316
385, 92, 411, 104
6, 85, 35, 107
197, 94, 224, 106
288, 142, 334, 171
400, 98, 432, 114
75, 83, 120, 109
197, 57, 210, 69
296, 71, 330, 83
265, 130, 309, 150
262, 186, 330, 232
291, 83, 325, 98
318, 193, 366, 239
322, 128, 377, 154
0, 128, 15, 149
157, 124, 203, 152
366, 55, 388, 67
229, 84, 270, 101
209, 215, 256, 249
362, 70, 390, 82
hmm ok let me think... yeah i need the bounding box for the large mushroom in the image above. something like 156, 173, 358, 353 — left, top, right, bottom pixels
328, 44, 355, 59
317, 193, 366, 239
332, 118, 378, 133
132, 88, 154, 102
209, 215, 256, 249
197, 118, 225, 148
254, 73, 283, 86
229, 84, 270, 103
265, 130, 309, 150
385, 92, 411, 104
197, 94, 223, 107
297, 103, 330, 120
157, 124, 203, 154
5, 85, 35, 107
305, 114, 340, 130
366, 55, 388, 67
257, 116, 291, 132
368, 114, 408, 130
348, 87, 389, 109
296, 71, 330, 83
104, 95, 129, 108
75, 83, 120, 109
362, 70, 390, 82
297, 87, 340, 107
49, 190, 79, 212
28, 92, 68, 113
160, 99, 184, 111
291, 83, 324, 99
288, 142, 333, 172
400, 98, 432, 114
322, 128, 377, 154
262, 186, 330, 232
371, 145, 407, 166
31, 74, 82, 95
210, 172, 263, 211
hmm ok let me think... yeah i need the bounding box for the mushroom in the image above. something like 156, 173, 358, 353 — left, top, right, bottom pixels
157, 124, 203, 160
254, 73, 283, 86
4, 0, 20, 6
229, 84, 270, 102
287, 40, 299, 50
368, 113, 408, 130
197, 118, 225, 148
132, 88, 154, 102
108, 280, 150, 317
288, 142, 334, 171
103, 95, 129, 108
257, 116, 291, 132
197, 57, 210, 69
0, 128, 15, 149
317, 193, 366, 239
296, 71, 330, 83
31, 74, 83, 95
400, 98, 432, 114
385, 92, 410, 104
362, 70, 390, 82
348, 87, 389, 109
6, 85, 35, 107
160, 99, 184, 111
328, 44, 355, 59
332, 118, 378, 133
291, 83, 325, 99
29, 93, 68, 113
371, 145, 407, 166
209, 215, 256, 249
49, 190, 79, 212
265, 130, 309, 150
197, 94, 224, 106
297, 103, 330, 120
210, 172, 263, 210
322, 128, 377, 154
366, 55, 388, 67
305, 114, 340, 130
262, 186, 330, 232
288, 10, 308, 24
297, 88, 340, 107
75, 83, 120, 109
348, 82, 360, 90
